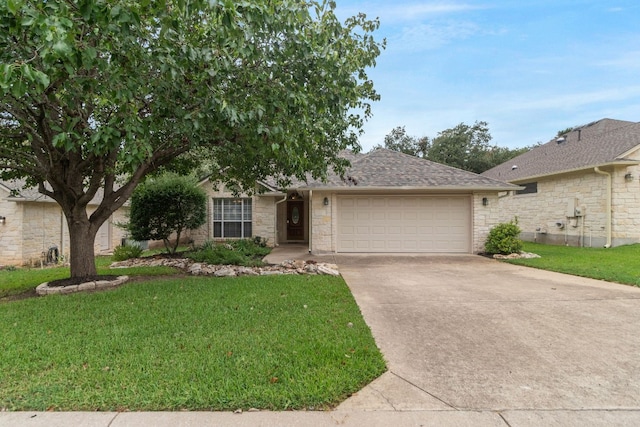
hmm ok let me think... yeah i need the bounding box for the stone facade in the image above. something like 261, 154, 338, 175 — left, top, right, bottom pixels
495, 163, 640, 247
190, 181, 277, 247
0, 195, 128, 266
310, 191, 334, 253
473, 192, 501, 253
191, 181, 504, 255
0, 193, 23, 265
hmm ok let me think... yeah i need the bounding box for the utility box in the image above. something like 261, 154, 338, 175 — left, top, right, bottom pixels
566, 198, 577, 217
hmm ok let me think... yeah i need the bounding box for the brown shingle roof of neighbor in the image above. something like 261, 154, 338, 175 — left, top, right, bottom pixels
271, 148, 519, 191
482, 118, 640, 182
0, 178, 108, 205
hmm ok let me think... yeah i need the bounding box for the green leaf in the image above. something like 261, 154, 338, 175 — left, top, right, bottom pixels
20, 64, 33, 81
0, 64, 13, 89
32, 70, 50, 89
7, 0, 22, 15
53, 41, 72, 56
10, 79, 26, 97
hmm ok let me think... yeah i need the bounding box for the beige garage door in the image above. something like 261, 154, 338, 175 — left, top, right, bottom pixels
337, 195, 471, 253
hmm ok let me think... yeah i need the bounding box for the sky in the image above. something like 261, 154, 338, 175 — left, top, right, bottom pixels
333, 0, 640, 151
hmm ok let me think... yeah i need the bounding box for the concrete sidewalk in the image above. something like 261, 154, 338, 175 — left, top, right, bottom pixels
3, 408, 640, 426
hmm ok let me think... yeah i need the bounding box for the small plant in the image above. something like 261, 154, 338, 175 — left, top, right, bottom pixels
485, 218, 523, 255
187, 239, 271, 266
112, 244, 144, 261
253, 236, 268, 248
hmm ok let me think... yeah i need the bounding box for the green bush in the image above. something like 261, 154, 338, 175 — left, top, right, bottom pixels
485, 219, 523, 255
187, 239, 271, 266
128, 174, 206, 254
112, 244, 144, 261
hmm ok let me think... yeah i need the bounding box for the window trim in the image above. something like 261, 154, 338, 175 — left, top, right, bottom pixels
213, 198, 253, 239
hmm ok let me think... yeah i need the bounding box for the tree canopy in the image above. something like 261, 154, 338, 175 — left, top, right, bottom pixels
0, 0, 383, 278
373, 126, 429, 158
378, 121, 531, 174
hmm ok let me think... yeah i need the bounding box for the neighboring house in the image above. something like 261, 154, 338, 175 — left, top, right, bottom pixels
482, 118, 640, 248
191, 148, 518, 254
0, 180, 127, 266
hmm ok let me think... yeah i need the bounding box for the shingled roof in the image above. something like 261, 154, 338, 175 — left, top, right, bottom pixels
0, 178, 108, 204
268, 148, 518, 191
482, 119, 640, 182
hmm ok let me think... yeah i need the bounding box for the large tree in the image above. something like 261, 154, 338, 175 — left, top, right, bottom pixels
0, 0, 383, 278
427, 121, 493, 173
374, 126, 429, 158
380, 122, 532, 173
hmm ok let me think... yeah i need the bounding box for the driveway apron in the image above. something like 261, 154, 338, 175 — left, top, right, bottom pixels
336, 255, 640, 412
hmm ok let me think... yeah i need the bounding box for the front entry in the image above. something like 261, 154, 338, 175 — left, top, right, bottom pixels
286, 201, 304, 241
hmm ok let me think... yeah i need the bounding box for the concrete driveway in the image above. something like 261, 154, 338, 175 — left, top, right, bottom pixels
335, 254, 640, 423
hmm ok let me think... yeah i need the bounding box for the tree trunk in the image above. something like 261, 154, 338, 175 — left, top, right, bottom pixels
67, 216, 99, 279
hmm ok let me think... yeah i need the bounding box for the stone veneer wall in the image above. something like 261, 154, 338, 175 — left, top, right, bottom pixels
611, 164, 640, 246
22, 201, 68, 265
473, 192, 501, 253
0, 195, 23, 265
254, 195, 275, 245
190, 182, 276, 247
310, 191, 333, 253
496, 165, 640, 248
0, 197, 128, 266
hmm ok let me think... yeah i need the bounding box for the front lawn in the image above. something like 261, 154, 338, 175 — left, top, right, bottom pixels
0, 275, 386, 411
506, 242, 640, 286
0, 256, 179, 299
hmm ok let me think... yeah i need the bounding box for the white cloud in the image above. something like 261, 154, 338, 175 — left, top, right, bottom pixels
504, 86, 640, 112
335, 2, 488, 24
596, 50, 640, 70
381, 2, 487, 22
391, 21, 480, 51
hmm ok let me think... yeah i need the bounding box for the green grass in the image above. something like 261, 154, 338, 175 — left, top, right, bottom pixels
506, 242, 640, 286
0, 275, 386, 411
0, 256, 178, 299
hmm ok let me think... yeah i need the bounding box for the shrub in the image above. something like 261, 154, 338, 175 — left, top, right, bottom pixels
485, 219, 523, 255
113, 244, 144, 261
128, 174, 206, 254
187, 239, 271, 266
252, 236, 268, 248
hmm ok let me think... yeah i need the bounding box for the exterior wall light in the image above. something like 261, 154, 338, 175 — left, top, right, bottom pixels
625, 172, 634, 182
323, 197, 329, 206
0, 216, 5, 224
482, 197, 489, 206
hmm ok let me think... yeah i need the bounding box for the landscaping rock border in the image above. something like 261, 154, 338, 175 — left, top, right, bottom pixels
493, 252, 541, 260
36, 275, 129, 296
110, 258, 340, 277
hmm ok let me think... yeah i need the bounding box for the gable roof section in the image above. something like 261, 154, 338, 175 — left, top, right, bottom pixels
482, 119, 640, 182
272, 148, 518, 191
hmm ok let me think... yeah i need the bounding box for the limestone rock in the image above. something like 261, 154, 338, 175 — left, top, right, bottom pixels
317, 264, 340, 276
215, 268, 236, 277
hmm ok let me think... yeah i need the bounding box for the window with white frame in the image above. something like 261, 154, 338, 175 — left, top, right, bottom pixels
213, 198, 252, 238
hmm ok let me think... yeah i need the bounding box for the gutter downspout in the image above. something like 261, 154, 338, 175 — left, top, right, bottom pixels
274, 195, 288, 247
594, 167, 612, 248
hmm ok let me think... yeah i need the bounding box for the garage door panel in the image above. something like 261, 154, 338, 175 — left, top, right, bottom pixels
338, 195, 471, 253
